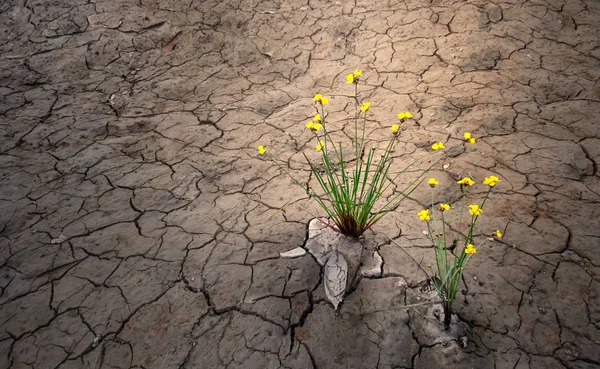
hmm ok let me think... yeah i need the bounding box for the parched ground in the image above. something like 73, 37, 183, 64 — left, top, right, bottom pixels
1, 0, 600, 368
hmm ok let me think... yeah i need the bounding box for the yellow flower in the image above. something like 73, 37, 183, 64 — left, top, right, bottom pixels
258, 145, 266, 155
428, 178, 439, 187
469, 204, 482, 215
483, 175, 500, 187
465, 243, 476, 254
417, 209, 430, 221
361, 102, 370, 112
347, 70, 362, 84
390, 124, 400, 135
306, 121, 322, 132
397, 111, 413, 121
314, 114, 322, 122
316, 140, 325, 151
457, 177, 475, 186
439, 203, 450, 212
313, 94, 328, 105
463, 132, 476, 144
493, 230, 502, 238
432, 142, 445, 151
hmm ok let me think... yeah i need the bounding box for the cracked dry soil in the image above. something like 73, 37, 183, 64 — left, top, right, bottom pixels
1, 0, 599, 368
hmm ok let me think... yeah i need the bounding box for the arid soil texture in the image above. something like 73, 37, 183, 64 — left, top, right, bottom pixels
1, 0, 599, 368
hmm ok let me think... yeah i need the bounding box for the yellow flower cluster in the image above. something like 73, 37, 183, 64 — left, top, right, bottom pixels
346, 70, 362, 84
457, 177, 475, 186
431, 175, 501, 188
397, 111, 413, 121
417, 209, 430, 221
258, 145, 266, 155
469, 204, 482, 215
483, 175, 500, 187
306, 114, 323, 132
463, 132, 476, 144
432, 142, 445, 151
465, 243, 476, 254
493, 230, 502, 238
305, 121, 322, 132
313, 94, 328, 105
316, 140, 325, 151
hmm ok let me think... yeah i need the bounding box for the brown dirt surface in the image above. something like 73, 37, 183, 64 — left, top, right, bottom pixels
1, 0, 599, 368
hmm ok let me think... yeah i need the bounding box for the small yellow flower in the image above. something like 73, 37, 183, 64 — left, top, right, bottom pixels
316, 140, 325, 151
457, 177, 475, 186
463, 132, 476, 144
428, 178, 439, 187
469, 204, 482, 216
432, 142, 445, 151
417, 209, 430, 221
397, 111, 413, 121
347, 70, 362, 84
465, 243, 476, 254
314, 114, 322, 122
361, 102, 370, 112
306, 121, 322, 132
439, 203, 450, 212
483, 175, 500, 187
258, 145, 266, 155
493, 230, 502, 238
313, 94, 328, 105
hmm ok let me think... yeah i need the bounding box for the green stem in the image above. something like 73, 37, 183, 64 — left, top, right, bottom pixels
441, 210, 448, 260
354, 82, 359, 159
321, 103, 328, 155
431, 187, 437, 237
465, 187, 492, 245
456, 185, 466, 261
361, 110, 366, 161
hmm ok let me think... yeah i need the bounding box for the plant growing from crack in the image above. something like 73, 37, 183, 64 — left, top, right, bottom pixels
419, 166, 503, 329
257, 70, 459, 238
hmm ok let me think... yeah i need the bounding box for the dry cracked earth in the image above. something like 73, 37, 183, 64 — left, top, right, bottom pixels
1, 0, 600, 368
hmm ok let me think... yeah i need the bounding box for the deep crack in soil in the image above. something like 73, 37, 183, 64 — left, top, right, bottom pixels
1, 0, 599, 368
